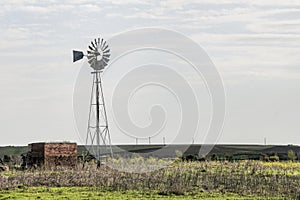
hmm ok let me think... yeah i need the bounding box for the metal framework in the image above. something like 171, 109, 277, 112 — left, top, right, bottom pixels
73, 37, 112, 167
86, 70, 113, 165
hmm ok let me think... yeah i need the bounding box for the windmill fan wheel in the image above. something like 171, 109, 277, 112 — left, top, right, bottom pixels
87, 38, 111, 71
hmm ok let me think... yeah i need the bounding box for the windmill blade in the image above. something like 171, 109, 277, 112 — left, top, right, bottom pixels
104, 53, 110, 57
87, 54, 95, 59
103, 44, 109, 51
87, 51, 101, 57
100, 38, 103, 48
103, 54, 110, 59
88, 58, 95, 64
87, 50, 95, 55
102, 57, 109, 63
87, 57, 95, 62
94, 39, 97, 47
102, 60, 108, 66
88, 57, 96, 65
103, 49, 110, 54
101, 41, 106, 49
95, 38, 100, 48
87, 55, 95, 62
91, 62, 96, 69
88, 45, 95, 51
91, 41, 97, 49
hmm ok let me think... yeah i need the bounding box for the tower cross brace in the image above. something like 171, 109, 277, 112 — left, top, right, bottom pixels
86, 70, 113, 165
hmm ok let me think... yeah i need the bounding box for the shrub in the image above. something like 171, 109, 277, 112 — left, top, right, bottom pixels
3, 155, 11, 163
288, 150, 296, 161
269, 155, 279, 162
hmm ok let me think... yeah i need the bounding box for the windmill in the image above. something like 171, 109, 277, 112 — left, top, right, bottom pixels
73, 37, 113, 166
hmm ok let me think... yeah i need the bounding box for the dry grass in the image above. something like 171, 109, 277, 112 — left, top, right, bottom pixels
0, 159, 300, 199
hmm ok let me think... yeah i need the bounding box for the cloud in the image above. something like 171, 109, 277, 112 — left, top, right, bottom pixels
1, 0, 299, 79
247, 19, 300, 34
0, 0, 300, 145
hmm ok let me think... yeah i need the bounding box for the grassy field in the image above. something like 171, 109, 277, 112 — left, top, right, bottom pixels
0, 187, 284, 200
1, 159, 300, 199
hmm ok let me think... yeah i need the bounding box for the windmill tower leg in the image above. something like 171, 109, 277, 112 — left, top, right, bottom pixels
86, 70, 113, 167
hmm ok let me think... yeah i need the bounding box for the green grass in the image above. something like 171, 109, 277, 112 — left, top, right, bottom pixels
0, 187, 285, 200
1, 160, 300, 198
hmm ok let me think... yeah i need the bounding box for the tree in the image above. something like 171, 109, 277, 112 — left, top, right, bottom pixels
3, 155, 11, 163
297, 151, 300, 161
211, 154, 219, 161
287, 150, 296, 161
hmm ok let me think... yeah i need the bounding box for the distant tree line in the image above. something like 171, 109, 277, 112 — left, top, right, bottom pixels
180, 150, 300, 162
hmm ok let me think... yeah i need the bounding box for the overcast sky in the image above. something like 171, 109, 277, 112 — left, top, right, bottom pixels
0, 0, 299, 146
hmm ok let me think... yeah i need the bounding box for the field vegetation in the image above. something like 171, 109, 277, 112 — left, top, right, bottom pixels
1, 157, 300, 199
0, 187, 280, 199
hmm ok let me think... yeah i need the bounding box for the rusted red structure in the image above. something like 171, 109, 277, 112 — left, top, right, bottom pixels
28, 142, 77, 168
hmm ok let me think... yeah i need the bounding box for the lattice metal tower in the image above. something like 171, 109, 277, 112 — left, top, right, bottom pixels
73, 37, 113, 165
